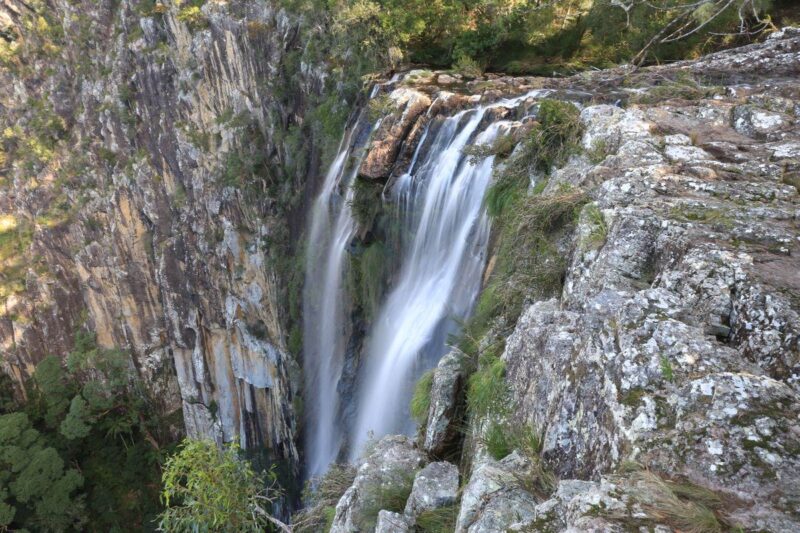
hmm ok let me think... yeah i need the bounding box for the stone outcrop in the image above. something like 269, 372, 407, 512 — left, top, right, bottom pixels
330, 435, 426, 532
423, 350, 467, 457
455, 452, 539, 532
358, 88, 431, 180
375, 510, 411, 533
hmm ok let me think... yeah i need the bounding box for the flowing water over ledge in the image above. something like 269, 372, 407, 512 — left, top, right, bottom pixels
303, 82, 547, 477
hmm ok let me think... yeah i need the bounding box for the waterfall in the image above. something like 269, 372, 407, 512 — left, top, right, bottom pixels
303, 115, 375, 478
349, 109, 514, 458
305, 85, 542, 475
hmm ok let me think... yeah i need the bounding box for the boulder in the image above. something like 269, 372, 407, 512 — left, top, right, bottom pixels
424, 350, 468, 456
358, 88, 431, 180
330, 435, 426, 532
455, 452, 539, 532
404, 461, 460, 522
733, 104, 792, 140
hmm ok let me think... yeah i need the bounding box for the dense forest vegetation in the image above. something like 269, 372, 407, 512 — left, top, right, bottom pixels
0, 332, 175, 531
0, 0, 797, 531
295, 0, 797, 75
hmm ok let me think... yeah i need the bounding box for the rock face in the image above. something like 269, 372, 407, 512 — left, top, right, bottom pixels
0, 0, 352, 483
330, 435, 426, 532
4, 0, 800, 527
358, 88, 431, 180
423, 350, 468, 457
327, 28, 800, 533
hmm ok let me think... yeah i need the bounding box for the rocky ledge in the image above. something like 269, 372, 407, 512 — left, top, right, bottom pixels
328, 29, 800, 532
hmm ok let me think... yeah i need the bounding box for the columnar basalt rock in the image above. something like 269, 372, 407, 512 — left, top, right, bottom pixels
0, 0, 345, 480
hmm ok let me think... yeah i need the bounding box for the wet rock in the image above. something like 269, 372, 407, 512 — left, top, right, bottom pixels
424, 350, 468, 457
358, 89, 431, 180
331, 435, 426, 532
404, 461, 459, 522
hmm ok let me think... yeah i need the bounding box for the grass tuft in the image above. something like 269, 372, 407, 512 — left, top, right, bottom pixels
410, 370, 435, 425
292, 463, 356, 533
416, 503, 459, 532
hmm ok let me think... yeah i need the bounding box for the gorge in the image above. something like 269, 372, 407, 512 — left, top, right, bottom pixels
1, 1, 799, 531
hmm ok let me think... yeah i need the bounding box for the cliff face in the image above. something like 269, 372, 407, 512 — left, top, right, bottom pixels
329, 29, 800, 532
0, 0, 347, 476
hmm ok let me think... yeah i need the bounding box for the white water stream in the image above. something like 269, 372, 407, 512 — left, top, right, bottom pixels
304, 88, 540, 476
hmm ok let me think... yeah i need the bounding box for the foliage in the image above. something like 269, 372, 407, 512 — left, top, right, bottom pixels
463, 133, 516, 166
467, 354, 507, 420
485, 100, 582, 218
176, 4, 208, 31
660, 355, 675, 383
159, 439, 287, 532
483, 420, 541, 460
580, 202, 608, 250
319, 0, 778, 74
410, 369, 435, 424
0, 412, 85, 531
358, 469, 415, 531
0, 331, 175, 532
348, 240, 388, 321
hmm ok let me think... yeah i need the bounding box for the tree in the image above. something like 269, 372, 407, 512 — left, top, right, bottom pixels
158, 439, 290, 532
0, 412, 85, 531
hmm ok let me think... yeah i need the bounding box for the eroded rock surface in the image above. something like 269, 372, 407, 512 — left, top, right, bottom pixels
423, 350, 468, 457
330, 435, 426, 532
404, 461, 459, 523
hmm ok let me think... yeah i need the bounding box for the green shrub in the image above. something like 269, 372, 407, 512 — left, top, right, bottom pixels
410, 370, 435, 424
176, 6, 208, 31
483, 420, 542, 460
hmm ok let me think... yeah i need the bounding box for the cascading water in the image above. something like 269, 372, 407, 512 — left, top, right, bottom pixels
349, 104, 523, 458
303, 113, 376, 478
304, 84, 543, 475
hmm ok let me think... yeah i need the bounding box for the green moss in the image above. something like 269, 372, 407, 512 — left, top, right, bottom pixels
349, 177, 384, 229
463, 133, 516, 165
410, 370, 435, 425
670, 205, 734, 228
619, 387, 646, 408
660, 356, 675, 383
